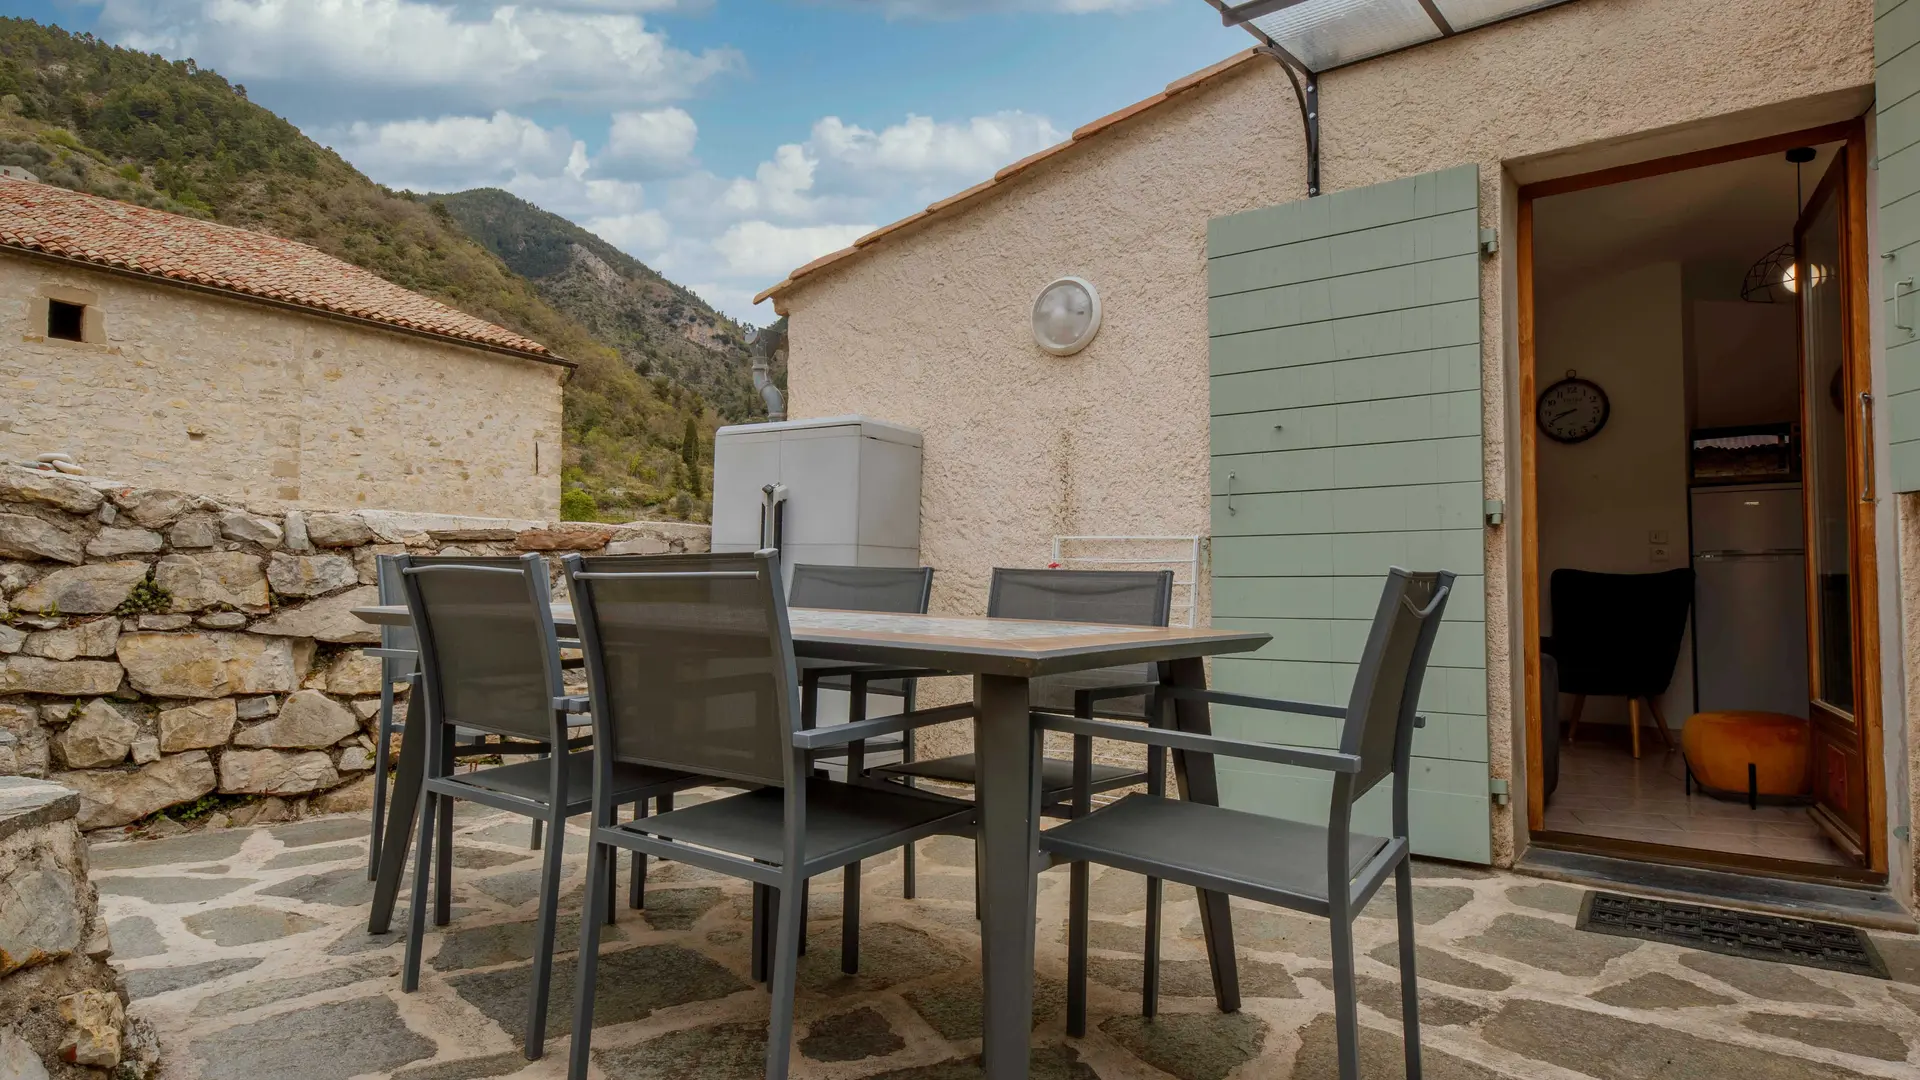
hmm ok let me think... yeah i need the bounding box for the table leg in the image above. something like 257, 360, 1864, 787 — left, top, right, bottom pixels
368, 680, 428, 935
1165, 656, 1241, 1014
975, 674, 1040, 1080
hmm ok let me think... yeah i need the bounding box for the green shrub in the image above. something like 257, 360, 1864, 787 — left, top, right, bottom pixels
559, 488, 598, 521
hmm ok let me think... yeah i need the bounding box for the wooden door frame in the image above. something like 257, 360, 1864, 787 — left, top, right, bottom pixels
1515, 117, 1887, 877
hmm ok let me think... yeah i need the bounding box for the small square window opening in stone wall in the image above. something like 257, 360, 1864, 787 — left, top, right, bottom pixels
47, 299, 85, 341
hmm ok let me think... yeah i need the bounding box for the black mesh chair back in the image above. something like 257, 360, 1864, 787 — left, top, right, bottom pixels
789, 564, 934, 614
376, 555, 418, 655
570, 551, 795, 788
989, 567, 1173, 717
400, 553, 564, 745
1547, 567, 1694, 696
1339, 568, 1454, 799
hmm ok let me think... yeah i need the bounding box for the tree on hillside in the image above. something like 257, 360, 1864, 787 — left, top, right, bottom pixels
679, 415, 703, 498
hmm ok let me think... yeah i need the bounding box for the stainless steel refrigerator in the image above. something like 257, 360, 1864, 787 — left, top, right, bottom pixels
1690, 483, 1809, 718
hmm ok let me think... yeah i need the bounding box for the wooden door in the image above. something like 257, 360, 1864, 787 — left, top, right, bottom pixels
1205, 165, 1492, 864
1796, 148, 1873, 862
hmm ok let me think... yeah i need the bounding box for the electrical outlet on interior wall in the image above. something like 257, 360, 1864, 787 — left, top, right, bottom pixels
1649, 544, 1674, 564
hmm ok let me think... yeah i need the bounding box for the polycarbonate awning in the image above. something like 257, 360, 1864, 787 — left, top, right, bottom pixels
1209, 0, 1576, 72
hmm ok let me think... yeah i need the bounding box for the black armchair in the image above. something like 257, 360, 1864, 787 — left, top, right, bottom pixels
1541, 567, 1694, 759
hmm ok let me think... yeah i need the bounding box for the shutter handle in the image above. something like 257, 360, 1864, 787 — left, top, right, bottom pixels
1897, 279, 1915, 335
1227, 472, 1238, 515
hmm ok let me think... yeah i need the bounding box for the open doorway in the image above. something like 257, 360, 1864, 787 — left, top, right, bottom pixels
1519, 122, 1886, 882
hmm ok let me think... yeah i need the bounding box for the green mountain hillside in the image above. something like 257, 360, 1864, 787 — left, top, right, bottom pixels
0, 17, 730, 522
433, 188, 767, 423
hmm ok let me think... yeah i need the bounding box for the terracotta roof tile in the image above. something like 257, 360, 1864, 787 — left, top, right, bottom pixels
758, 48, 1265, 305
1165, 48, 1262, 96
1073, 94, 1170, 141
854, 210, 931, 248
0, 178, 559, 361
926, 178, 998, 214
993, 141, 1073, 183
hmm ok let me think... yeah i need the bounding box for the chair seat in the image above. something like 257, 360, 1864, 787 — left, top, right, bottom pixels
624, 780, 973, 869
441, 751, 689, 813
1040, 794, 1389, 912
876, 752, 1142, 795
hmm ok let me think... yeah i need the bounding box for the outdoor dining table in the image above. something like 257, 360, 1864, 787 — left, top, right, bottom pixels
351, 601, 1269, 1080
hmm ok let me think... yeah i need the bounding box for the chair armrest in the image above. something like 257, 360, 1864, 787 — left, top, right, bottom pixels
553, 695, 591, 714
1036, 714, 1362, 774
1157, 684, 1346, 719
364, 648, 417, 662
792, 703, 974, 750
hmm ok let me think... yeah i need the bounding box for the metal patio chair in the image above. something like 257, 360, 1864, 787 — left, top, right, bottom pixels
789, 563, 940, 900
1042, 567, 1454, 1080
365, 554, 558, 881
563, 550, 976, 1080
395, 553, 700, 1060
872, 567, 1174, 895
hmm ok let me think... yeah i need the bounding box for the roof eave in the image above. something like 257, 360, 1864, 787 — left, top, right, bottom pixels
0, 241, 572, 368
755, 47, 1264, 308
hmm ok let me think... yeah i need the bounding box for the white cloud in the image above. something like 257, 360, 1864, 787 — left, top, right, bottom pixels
585, 211, 672, 255
712, 221, 873, 279
97, 0, 740, 118
812, 111, 1062, 177
825, 0, 1165, 15
323, 111, 579, 191
602, 108, 699, 171
720, 145, 822, 218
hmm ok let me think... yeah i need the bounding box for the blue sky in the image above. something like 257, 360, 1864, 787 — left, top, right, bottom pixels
7, 1, 1250, 322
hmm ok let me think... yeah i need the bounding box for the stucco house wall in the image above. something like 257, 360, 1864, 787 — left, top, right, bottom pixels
0, 255, 565, 520
778, 0, 1881, 872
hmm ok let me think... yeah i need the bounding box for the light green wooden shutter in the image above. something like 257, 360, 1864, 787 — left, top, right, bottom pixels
1882, 0, 1920, 489
1206, 165, 1491, 864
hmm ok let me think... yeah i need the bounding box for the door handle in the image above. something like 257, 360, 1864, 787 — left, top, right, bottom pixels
1226, 472, 1238, 515
1860, 392, 1876, 504
1897, 279, 1915, 335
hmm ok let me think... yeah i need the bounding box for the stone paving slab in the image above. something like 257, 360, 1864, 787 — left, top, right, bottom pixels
85, 802, 1920, 1080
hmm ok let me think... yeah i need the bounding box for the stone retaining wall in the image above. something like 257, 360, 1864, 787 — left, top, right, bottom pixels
0, 775, 157, 1080
0, 466, 708, 834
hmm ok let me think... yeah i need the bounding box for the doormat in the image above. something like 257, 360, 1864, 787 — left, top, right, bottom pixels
1575, 891, 1888, 978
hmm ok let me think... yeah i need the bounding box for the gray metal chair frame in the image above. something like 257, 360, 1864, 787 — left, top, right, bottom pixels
563, 551, 976, 1080
873, 567, 1174, 896
1040, 568, 1455, 1080
365, 554, 562, 881
395, 553, 700, 1060
789, 563, 939, 904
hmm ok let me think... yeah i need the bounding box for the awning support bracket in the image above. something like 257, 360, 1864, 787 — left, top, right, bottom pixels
1257, 46, 1320, 198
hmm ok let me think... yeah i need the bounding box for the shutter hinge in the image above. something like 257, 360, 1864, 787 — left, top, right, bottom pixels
1896, 824, 1911, 842
1480, 227, 1499, 256
1489, 778, 1510, 806
1484, 497, 1504, 527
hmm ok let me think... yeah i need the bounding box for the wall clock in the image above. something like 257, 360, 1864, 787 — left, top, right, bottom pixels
1537, 371, 1609, 444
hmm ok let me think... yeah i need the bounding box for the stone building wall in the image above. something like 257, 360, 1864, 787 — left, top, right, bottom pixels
0, 255, 567, 520
0, 775, 159, 1080
0, 465, 708, 834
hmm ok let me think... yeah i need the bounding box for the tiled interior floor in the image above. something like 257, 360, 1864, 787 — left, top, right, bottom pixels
1543, 739, 1852, 866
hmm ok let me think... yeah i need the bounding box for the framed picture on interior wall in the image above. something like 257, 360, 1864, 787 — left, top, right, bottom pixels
1537, 370, 1610, 444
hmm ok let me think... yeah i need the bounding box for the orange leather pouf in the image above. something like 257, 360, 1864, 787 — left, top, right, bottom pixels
1681, 711, 1811, 798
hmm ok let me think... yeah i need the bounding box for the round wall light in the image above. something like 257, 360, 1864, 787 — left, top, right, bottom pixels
1031, 276, 1101, 356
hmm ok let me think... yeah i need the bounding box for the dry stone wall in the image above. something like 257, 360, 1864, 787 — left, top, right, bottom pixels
0, 465, 708, 834
0, 776, 158, 1080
